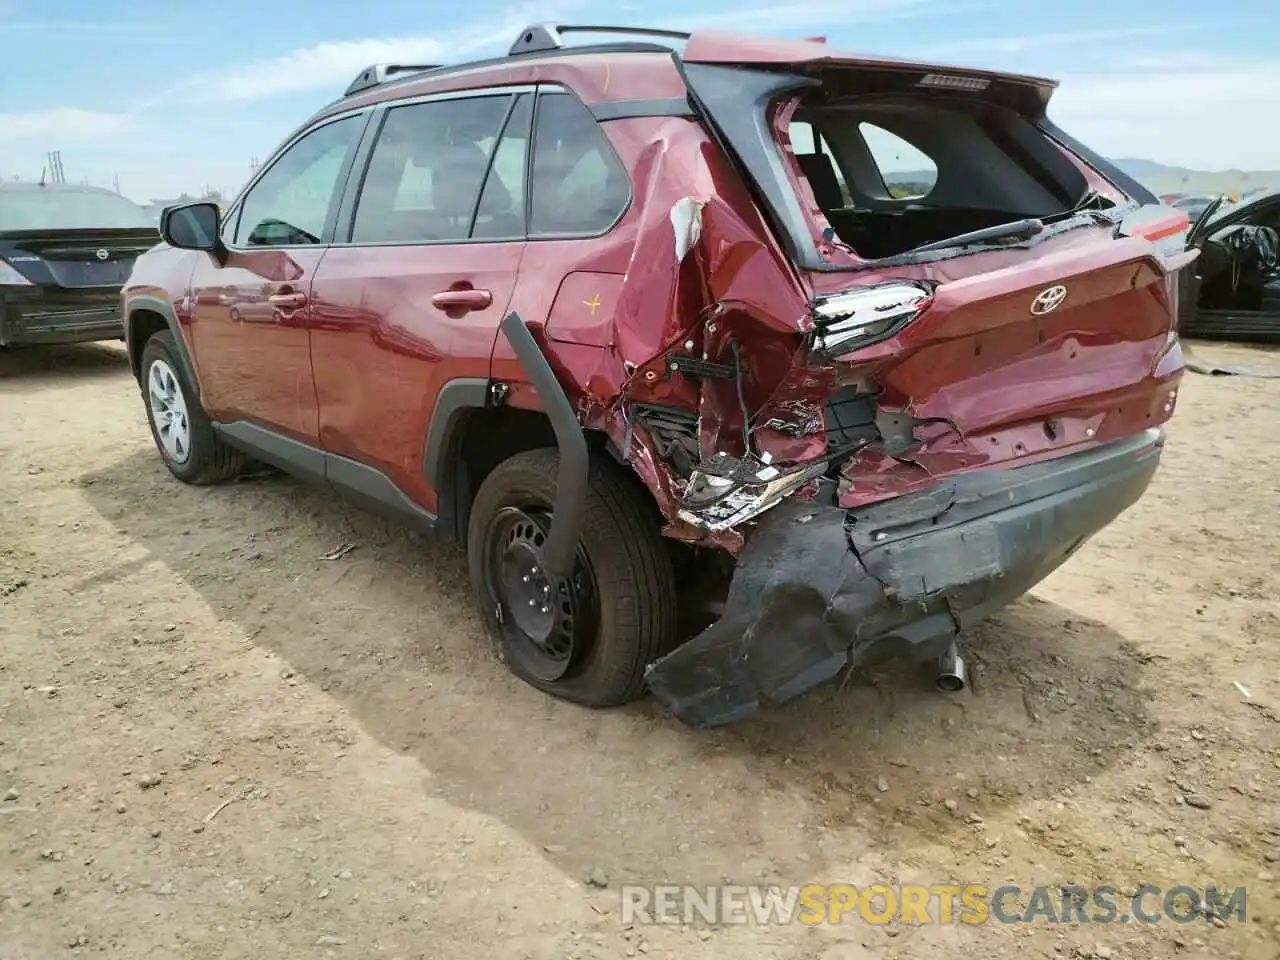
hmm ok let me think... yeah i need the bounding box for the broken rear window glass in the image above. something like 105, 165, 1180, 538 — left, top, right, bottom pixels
785, 93, 1092, 259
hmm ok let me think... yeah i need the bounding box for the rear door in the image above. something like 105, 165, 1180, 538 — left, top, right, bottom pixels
309, 88, 531, 513
189, 112, 368, 439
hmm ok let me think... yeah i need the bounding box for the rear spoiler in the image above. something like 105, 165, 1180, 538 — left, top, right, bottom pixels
681, 30, 1059, 115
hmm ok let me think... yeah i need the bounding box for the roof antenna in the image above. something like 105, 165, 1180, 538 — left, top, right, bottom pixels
38, 166, 47, 186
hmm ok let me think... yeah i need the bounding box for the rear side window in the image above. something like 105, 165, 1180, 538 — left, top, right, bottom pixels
351, 95, 514, 244
235, 115, 363, 247
529, 92, 629, 236
858, 123, 937, 199
789, 120, 853, 207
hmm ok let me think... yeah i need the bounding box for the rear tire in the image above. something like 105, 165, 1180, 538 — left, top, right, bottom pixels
467, 449, 678, 707
139, 331, 244, 485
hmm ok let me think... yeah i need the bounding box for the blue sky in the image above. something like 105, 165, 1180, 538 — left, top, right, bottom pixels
1, 0, 1272, 202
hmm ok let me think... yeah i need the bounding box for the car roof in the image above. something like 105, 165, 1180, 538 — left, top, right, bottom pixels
322, 23, 1058, 114
0, 181, 134, 199
277, 22, 1063, 177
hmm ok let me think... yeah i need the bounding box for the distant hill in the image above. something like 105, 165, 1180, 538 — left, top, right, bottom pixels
1109, 159, 1277, 198
882, 158, 1276, 200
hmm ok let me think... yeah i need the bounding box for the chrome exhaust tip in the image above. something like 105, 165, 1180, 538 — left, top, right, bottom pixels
936, 641, 966, 693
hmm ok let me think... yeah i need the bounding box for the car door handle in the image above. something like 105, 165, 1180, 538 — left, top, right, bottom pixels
431, 288, 492, 312
268, 292, 308, 309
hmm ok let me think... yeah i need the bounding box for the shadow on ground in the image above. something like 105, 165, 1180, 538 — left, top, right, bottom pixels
0, 342, 130, 386
82, 447, 1155, 885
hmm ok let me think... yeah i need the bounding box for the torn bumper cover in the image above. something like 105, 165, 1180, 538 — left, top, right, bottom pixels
646, 428, 1166, 727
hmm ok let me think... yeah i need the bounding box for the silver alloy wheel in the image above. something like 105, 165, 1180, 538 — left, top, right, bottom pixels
147, 358, 191, 464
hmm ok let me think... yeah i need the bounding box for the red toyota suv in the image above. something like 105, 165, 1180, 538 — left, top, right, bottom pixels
122, 24, 1193, 728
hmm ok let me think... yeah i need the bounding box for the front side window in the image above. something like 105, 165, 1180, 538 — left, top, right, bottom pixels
351, 95, 513, 244
235, 115, 363, 247
528, 92, 629, 236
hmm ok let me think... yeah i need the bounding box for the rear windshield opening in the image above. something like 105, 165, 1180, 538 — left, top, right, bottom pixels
786, 95, 1100, 259
0, 186, 153, 231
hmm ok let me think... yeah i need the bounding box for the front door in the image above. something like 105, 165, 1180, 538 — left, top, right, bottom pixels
309, 90, 531, 512
188, 112, 367, 441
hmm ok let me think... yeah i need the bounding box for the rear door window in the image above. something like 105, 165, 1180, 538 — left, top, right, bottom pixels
351, 94, 514, 244
472, 94, 533, 240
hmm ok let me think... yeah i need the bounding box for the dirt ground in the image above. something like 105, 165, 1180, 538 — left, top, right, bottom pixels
1, 340, 1278, 960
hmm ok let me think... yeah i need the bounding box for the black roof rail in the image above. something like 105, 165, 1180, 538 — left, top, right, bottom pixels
345, 63, 443, 97
508, 23, 690, 56
341, 25, 688, 98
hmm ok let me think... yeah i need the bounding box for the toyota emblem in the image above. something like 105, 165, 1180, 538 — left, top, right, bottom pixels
95, 249, 110, 261
1030, 284, 1067, 315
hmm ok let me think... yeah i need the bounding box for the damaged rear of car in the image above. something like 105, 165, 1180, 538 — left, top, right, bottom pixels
616, 36, 1193, 725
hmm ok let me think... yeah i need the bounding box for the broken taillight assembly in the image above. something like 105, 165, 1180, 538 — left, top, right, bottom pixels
811, 281, 934, 357
677, 451, 829, 533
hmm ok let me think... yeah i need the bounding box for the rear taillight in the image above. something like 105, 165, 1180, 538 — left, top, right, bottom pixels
1118, 206, 1192, 262
0, 258, 33, 287
811, 281, 933, 356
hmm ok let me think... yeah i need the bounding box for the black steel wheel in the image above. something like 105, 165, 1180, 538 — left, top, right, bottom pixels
466, 449, 677, 707
481, 505, 598, 683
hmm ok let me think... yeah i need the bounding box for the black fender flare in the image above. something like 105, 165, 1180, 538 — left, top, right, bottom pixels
421, 314, 590, 579
422, 377, 492, 494
124, 295, 200, 397
422, 377, 491, 543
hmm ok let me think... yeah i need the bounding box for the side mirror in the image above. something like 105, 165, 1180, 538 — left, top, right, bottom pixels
161, 201, 223, 254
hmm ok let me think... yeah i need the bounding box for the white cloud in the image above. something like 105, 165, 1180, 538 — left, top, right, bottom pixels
1050, 59, 1280, 170
9, 11, 1277, 198
677, 0, 939, 31
193, 0, 942, 103
202, 3, 577, 102
0, 107, 134, 141
916, 24, 1184, 57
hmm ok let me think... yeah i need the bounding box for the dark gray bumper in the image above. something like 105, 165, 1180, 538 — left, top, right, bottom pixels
646, 429, 1166, 728
1, 293, 124, 346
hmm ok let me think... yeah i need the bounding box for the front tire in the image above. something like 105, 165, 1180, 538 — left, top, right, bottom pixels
139, 331, 243, 485
467, 449, 678, 707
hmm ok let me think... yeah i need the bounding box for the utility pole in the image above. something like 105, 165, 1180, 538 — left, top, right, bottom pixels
46, 151, 66, 184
